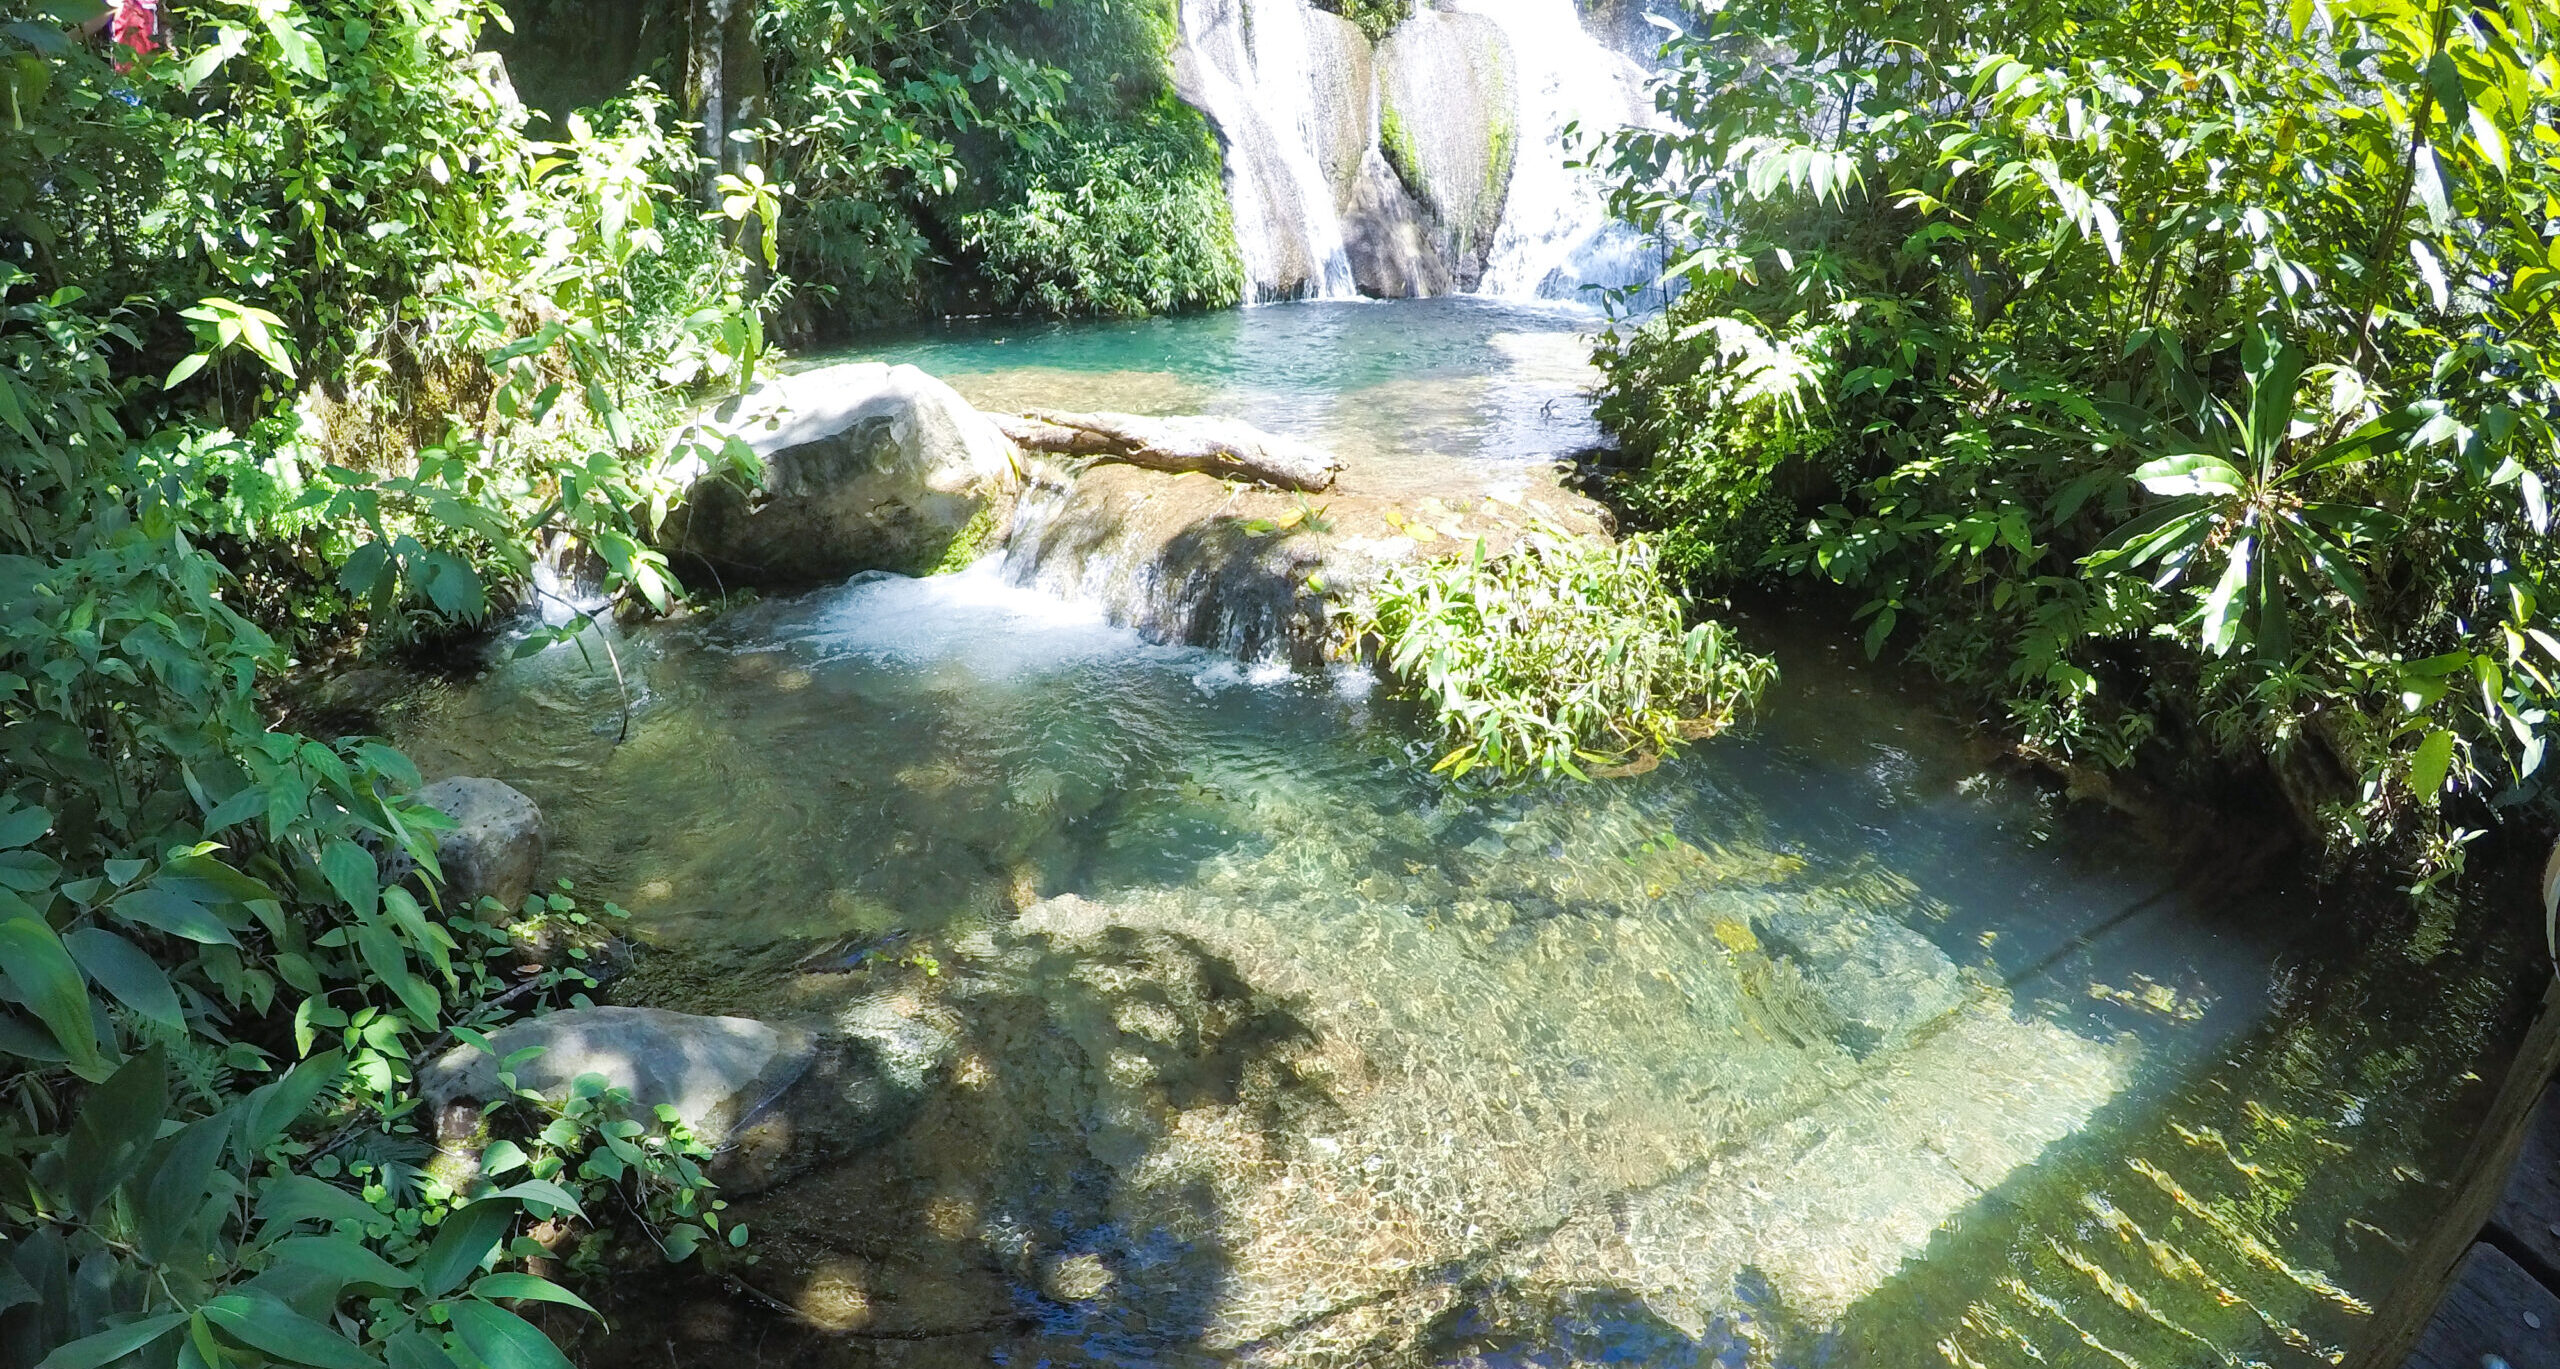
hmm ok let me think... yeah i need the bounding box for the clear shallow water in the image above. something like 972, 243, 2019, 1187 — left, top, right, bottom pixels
399, 568, 2529, 1368
395, 301, 2537, 1366
820, 297, 1610, 467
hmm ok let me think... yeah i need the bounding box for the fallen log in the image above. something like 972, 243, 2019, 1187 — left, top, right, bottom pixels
991, 409, 1343, 492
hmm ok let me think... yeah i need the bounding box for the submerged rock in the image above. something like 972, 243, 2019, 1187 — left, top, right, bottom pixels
1749, 898, 1970, 1056
717, 996, 960, 1193
415, 776, 544, 912
998, 449, 1612, 666
665, 362, 1020, 584
1376, 12, 1519, 291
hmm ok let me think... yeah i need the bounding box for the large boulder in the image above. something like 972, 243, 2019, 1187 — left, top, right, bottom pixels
415, 777, 544, 912
1376, 12, 1518, 291
666, 362, 1020, 584
999, 448, 1612, 667
423, 1006, 816, 1141
1343, 147, 1452, 298
422, 1000, 959, 1195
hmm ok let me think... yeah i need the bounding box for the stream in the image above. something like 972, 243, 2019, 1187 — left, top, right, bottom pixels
397, 299, 2537, 1367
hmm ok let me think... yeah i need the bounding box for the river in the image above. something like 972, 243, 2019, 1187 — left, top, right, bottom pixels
395, 298, 2537, 1367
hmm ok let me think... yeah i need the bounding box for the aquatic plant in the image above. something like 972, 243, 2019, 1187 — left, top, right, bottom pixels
1347, 528, 1777, 780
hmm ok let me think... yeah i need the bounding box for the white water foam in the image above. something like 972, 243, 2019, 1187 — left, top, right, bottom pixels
1451, 0, 1661, 299
1177, 0, 1359, 303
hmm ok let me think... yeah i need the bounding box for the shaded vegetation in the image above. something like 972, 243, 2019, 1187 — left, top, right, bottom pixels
495, 0, 1244, 331
0, 2, 778, 1364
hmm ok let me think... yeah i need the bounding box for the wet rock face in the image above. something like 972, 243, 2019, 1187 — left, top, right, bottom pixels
1344, 147, 1453, 298
666, 362, 1019, 584
1303, 9, 1376, 210
1375, 12, 1519, 291
415, 776, 544, 912
1749, 900, 1972, 1057
998, 450, 1612, 667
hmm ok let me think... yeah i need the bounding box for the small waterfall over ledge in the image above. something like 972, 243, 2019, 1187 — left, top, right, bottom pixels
1175, 0, 1660, 303
1174, 0, 1361, 303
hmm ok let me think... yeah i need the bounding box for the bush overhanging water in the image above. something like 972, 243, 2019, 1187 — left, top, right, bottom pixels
1348, 529, 1778, 781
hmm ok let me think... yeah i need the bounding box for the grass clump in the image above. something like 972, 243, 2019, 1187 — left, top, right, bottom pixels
1348, 528, 1776, 781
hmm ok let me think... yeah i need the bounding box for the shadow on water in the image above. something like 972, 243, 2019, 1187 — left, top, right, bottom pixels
580, 926, 1331, 1368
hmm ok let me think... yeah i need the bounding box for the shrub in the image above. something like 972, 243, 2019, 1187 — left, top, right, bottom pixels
1347, 529, 1777, 780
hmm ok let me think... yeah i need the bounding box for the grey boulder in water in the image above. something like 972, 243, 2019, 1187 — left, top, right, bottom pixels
1376, 12, 1520, 292
665, 362, 1020, 583
414, 776, 544, 912
422, 1001, 957, 1194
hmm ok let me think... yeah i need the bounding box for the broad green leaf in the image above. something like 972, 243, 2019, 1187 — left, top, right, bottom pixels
448, 1299, 575, 1369
113, 886, 240, 946
486, 1178, 584, 1220
319, 839, 378, 917
2199, 537, 2253, 657
62, 927, 183, 1030
0, 802, 50, 848
60, 1048, 168, 1217
201, 1291, 375, 1369
470, 1271, 602, 1320
238, 1051, 346, 1156
271, 1234, 418, 1290
2410, 728, 2457, 797
417, 1197, 518, 1297
0, 915, 100, 1071
32, 1312, 189, 1369
254, 1174, 387, 1234
139, 1115, 232, 1263
387, 1331, 461, 1369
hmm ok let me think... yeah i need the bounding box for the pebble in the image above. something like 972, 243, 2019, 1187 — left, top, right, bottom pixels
2524, 1311, 2543, 1329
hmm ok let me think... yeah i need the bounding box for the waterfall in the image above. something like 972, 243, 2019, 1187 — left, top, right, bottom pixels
1448, 0, 1659, 299
1175, 0, 1360, 303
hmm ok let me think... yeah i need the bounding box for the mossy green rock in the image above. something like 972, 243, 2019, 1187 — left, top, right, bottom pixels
1375, 11, 1518, 291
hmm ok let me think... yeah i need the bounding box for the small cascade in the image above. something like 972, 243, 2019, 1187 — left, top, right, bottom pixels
1451, 0, 1659, 299
1175, 0, 1361, 303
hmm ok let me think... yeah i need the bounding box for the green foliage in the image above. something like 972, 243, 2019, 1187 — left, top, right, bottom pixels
1346, 529, 1777, 780
956, 102, 1244, 317
1594, 0, 2560, 880
749, 0, 1242, 324
0, 3, 775, 1365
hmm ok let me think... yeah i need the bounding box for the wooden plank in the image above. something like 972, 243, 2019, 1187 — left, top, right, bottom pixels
2401, 1242, 2560, 1369
2490, 1085, 2560, 1284
2349, 978, 2560, 1369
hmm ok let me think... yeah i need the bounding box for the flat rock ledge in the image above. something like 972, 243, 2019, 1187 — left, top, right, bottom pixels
1000, 447, 1614, 667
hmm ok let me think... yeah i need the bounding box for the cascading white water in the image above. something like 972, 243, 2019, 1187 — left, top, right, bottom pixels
1449, 0, 1660, 299
1176, 0, 1360, 303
